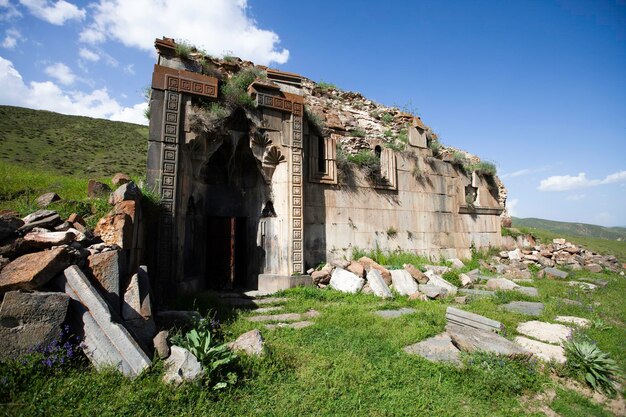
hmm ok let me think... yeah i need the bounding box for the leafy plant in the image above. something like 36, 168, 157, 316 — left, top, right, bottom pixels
221, 67, 265, 108
347, 149, 381, 181
175, 41, 194, 59
563, 339, 620, 395
349, 128, 366, 138
317, 81, 337, 93
381, 112, 394, 124
386, 227, 397, 238
170, 315, 239, 390
305, 106, 325, 133
468, 161, 497, 176
428, 137, 441, 157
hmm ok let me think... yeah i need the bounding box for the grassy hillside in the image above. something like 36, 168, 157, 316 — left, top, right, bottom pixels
0, 105, 148, 178
513, 217, 626, 241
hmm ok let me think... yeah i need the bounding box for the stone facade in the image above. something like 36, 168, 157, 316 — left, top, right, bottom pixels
146, 38, 505, 297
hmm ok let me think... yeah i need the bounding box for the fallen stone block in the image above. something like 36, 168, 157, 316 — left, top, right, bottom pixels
423, 265, 451, 275
403, 332, 460, 364
153, 330, 170, 359
109, 181, 142, 206
87, 250, 126, 312
517, 321, 572, 345
0, 291, 69, 361
54, 265, 151, 378
446, 324, 531, 358
94, 201, 136, 248
358, 256, 391, 284
346, 261, 364, 277
330, 268, 364, 294
486, 278, 519, 291
163, 345, 203, 385
448, 258, 465, 269
311, 269, 331, 285
508, 249, 522, 261
515, 286, 539, 297
87, 180, 111, 198
367, 269, 393, 298
424, 272, 458, 295
19, 211, 62, 233
460, 273, 473, 287
122, 266, 156, 348
418, 284, 447, 299
36, 192, 61, 207
502, 301, 544, 317
514, 336, 566, 364
23, 230, 75, 250
375, 308, 416, 319
390, 269, 418, 296
544, 267, 568, 279
228, 329, 266, 356
403, 263, 429, 284
584, 263, 603, 273
0, 247, 69, 292
445, 307, 504, 333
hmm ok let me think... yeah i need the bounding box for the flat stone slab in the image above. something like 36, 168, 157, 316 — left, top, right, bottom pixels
390, 269, 418, 296
446, 324, 530, 357
515, 286, 539, 297
254, 306, 284, 313
375, 308, 416, 319
446, 307, 503, 332
557, 298, 583, 307
222, 297, 288, 307
418, 284, 447, 299
579, 277, 608, 288
544, 267, 568, 279
266, 321, 314, 330
54, 266, 151, 378
486, 278, 519, 291
458, 288, 495, 298
403, 333, 460, 364
424, 272, 458, 295
514, 336, 566, 364
555, 316, 591, 328
248, 309, 320, 323
517, 321, 572, 345
502, 301, 545, 316
567, 281, 597, 291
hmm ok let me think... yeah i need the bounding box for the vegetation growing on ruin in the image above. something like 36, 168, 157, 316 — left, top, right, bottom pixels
346, 149, 381, 181
174, 41, 194, 59
305, 107, 325, 134
221, 67, 265, 109
317, 81, 337, 93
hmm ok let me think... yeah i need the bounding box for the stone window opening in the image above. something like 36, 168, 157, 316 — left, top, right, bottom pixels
308, 134, 337, 184
465, 185, 478, 206
317, 134, 326, 173
374, 145, 382, 159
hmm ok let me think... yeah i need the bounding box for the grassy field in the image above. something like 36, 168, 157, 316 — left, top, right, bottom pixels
513, 218, 626, 242
1, 251, 624, 416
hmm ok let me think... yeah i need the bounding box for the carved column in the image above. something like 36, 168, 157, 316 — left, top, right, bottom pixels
290, 104, 304, 274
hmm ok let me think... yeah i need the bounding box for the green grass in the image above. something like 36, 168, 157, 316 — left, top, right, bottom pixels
0, 106, 148, 178
513, 217, 626, 241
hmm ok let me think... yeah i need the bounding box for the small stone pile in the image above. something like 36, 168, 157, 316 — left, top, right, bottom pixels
0, 176, 165, 378
311, 256, 463, 300
499, 234, 622, 274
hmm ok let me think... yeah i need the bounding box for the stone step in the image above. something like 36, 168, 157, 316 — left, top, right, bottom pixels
514, 336, 566, 363
502, 301, 544, 316
516, 321, 572, 345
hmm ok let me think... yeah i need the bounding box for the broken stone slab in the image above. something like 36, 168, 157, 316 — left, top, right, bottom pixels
418, 284, 448, 299
502, 301, 544, 316
486, 278, 519, 291
22, 230, 75, 250
358, 256, 391, 284
423, 265, 451, 275
0, 291, 70, 361
330, 268, 364, 294
544, 267, 568, 279
446, 324, 531, 358
227, 329, 266, 356
163, 345, 203, 385
247, 310, 320, 323
22, 209, 57, 225
584, 263, 603, 273
567, 281, 597, 291
516, 321, 572, 345
153, 330, 170, 359
36, 192, 61, 207
87, 179, 112, 198
447, 258, 465, 269
403, 263, 429, 284
458, 288, 496, 298
514, 286, 539, 297
367, 269, 393, 298
579, 277, 608, 288
346, 260, 365, 277
460, 273, 473, 287
109, 181, 142, 206
122, 266, 156, 348
445, 307, 504, 333
54, 266, 151, 378
555, 316, 591, 328
87, 250, 126, 312
375, 308, 416, 319
265, 321, 314, 330
254, 306, 284, 313
18, 212, 62, 233
513, 336, 566, 364
403, 332, 460, 364
390, 269, 418, 296
0, 247, 69, 292
508, 249, 522, 261
112, 173, 131, 186
557, 298, 584, 307
424, 272, 457, 295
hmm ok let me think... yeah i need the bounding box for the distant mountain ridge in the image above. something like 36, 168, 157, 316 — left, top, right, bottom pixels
512, 217, 626, 241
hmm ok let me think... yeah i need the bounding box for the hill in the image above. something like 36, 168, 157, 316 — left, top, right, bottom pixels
512, 217, 626, 241
0, 105, 148, 178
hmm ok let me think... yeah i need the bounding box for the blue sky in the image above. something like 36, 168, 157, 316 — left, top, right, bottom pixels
1, 0, 625, 226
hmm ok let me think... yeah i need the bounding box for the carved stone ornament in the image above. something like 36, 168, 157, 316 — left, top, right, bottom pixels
263, 146, 285, 166
252, 131, 272, 147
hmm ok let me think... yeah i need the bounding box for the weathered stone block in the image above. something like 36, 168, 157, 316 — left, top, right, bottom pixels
447, 324, 530, 357
330, 268, 364, 293
109, 181, 142, 205
446, 307, 504, 332
390, 269, 418, 296
122, 266, 156, 347
544, 267, 568, 279
36, 192, 61, 207
486, 278, 519, 291
87, 179, 111, 198
358, 257, 391, 284
54, 266, 151, 378
0, 247, 69, 292
228, 329, 266, 356
23, 230, 75, 250
404, 263, 429, 284
0, 291, 69, 360
87, 250, 125, 311
163, 345, 203, 385
366, 269, 393, 298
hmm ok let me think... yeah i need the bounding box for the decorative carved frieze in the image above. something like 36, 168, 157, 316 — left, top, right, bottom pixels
152, 65, 218, 99
263, 146, 285, 166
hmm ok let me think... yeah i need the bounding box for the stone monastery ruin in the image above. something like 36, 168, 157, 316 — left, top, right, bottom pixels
147, 37, 508, 296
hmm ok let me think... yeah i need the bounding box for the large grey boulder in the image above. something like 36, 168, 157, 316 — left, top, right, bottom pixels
367, 269, 393, 298
446, 324, 531, 358
390, 269, 418, 296
0, 247, 69, 292
329, 268, 364, 293
0, 291, 69, 360
54, 266, 151, 378
163, 346, 203, 385
228, 329, 266, 356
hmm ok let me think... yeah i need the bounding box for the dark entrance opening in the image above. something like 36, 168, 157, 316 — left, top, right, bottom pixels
205, 216, 247, 289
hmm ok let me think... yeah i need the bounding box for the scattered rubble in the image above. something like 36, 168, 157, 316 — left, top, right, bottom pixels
228, 329, 266, 356
163, 346, 203, 385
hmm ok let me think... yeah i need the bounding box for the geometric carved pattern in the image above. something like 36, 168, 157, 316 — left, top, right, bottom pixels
262, 146, 285, 166
152, 64, 218, 99
290, 114, 304, 274
255, 93, 303, 117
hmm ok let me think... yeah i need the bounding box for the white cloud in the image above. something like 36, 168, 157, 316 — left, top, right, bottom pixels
19, 0, 85, 25
44, 62, 76, 85
538, 170, 626, 191
79, 0, 289, 65
78, 47, 99, 62
1, 28, 22, 48
0, 55, 147, 125
0, 0, 22, 21
123, 63, 134, 75
507, 198, 519, 217
500, 166, 550, 179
